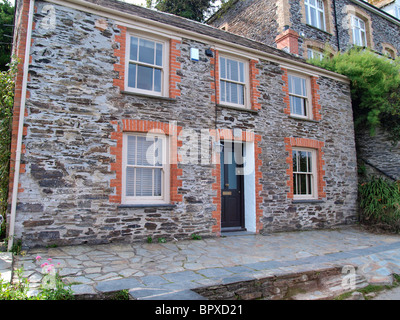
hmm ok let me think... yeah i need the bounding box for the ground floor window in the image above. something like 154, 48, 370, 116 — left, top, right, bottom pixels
292, 148, 317, 199
122, 133, 169, 204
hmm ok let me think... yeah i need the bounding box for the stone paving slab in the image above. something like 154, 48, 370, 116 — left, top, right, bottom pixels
0, 252, 12, 283
7, 226, 400, 299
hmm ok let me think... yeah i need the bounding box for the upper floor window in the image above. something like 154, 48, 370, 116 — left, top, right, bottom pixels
351, 15, 367, 47
307, 48, 324, 61
127, 34, 168, 96
305, 0, 326, 31
219, 56, 248, 108
395, 6, 400, 19
288, 74, 311, 118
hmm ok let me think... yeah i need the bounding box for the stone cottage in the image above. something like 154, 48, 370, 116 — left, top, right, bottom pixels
8, 0, 358, 248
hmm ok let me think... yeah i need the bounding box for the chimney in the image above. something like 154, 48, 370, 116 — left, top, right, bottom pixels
275, 28, 300, 55
367, 0, 395, 8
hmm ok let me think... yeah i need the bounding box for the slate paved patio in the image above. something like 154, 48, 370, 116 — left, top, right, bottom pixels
8, 226, 400, 299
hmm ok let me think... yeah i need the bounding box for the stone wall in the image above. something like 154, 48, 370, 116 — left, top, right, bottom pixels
12, 0, 358, 247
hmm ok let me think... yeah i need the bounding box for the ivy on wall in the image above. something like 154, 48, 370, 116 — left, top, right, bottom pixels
309, 47, 400, 144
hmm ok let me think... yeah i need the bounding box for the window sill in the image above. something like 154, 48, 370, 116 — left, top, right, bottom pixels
118, 204, 177, 209
121, 91, 177, 102
292, 199, 324, 204
289, 115, 319, 123
305, 24, 333, 37
217, 104, 259, 114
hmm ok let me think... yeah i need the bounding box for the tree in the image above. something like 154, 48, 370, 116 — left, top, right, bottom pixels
0, 57, 17, 240
146, 0, 222, 22
0, 0, 14, 71
309, 47, 400, 144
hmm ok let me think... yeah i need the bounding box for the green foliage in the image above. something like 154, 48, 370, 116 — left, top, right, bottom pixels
0, 0, 14, 71
309, 47, 400, 143
191, 233, 202, 240
0, 57, 17, 240
358, 177, 400, 231
147, 0, 222, 22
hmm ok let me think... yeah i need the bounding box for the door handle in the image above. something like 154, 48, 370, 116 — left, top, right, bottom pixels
225, 184, 229, 187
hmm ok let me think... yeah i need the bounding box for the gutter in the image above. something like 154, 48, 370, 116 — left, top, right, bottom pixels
8, 0, 35, 252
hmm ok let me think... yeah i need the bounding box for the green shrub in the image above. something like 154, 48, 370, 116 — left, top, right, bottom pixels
309, 47, 400, 144
358, 177, 400, 231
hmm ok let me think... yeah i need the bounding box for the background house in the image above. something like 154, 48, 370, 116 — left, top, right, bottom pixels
209, 0, 400, 181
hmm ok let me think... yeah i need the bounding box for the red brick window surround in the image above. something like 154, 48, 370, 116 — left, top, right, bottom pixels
113, 25, 181, 99
285, 137, 326, 200
110, 120, 183, 205
211, 49, 261, 111
281, 68, 322, 121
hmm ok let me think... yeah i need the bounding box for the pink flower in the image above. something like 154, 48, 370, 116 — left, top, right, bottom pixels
47, 258, 52, 262
47, 267, 52, 273
41, 262, 48, 268
35, 256, 41, 261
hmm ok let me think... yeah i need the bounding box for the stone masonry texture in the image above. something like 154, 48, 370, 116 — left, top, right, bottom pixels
12, 0, 358, 247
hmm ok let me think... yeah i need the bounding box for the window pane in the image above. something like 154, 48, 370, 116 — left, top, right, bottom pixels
227, 59, 239, 81
290, 96, 306, 116
220, 151, 225, 189
137, 136, 155, 166
139, 39, 155, 65
293, 150, 298, 172
156, 43, 163, 67
220, 57, 226, 79
127, 135, 136, 165
126, 167, 135, 197
299, 174, 307, 195
135, 168, 153, 196
128, 63, 137, 88
310, 7, 317, 27
137, 65, 154, 91
238, 84, 245, 105
319, 10, 325, 30
307, 174, 313, 195
229, 82, 238, 104
293, 174, 297, 194
288, 75, 293, 93
227, 151, 237, 190
154, 68, 162, 93
226, 80, 231, 102
299, 151, 308, 172
293, 76, 303, 96
239, 62, 244, 83
308, 152, 312, 172
130, 37, 138, 61
154, 137, 163, 166
220, 80, 226, 102
154, 168, 162, 197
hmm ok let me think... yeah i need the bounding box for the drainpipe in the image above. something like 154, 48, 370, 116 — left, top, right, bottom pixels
333, 0, 341, 52
8, 0, 35, 251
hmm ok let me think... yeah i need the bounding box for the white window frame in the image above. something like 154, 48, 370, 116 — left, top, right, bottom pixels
219, 55, 250, 109
305, 0, 326, 31
395, 6, 400, 19
288, 72, 313, 120
122, 133, 170, 205
351, 15, 367, 47
292, 148, 318, 200
125, 31, 169, 97
307, 48, 324, 61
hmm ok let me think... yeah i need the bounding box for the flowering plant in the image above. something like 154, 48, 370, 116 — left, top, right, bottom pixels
35, 256, 74, 300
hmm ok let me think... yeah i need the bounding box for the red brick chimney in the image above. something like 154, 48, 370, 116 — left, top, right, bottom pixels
275, 28, 300, 55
